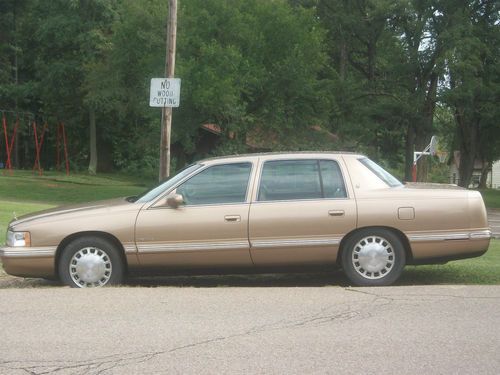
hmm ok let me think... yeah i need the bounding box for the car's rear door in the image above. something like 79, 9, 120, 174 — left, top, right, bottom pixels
248, 157, 357, 266
135, 162, 254, 269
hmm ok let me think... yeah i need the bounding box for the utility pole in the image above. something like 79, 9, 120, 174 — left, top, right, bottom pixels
159, 0, 178, 181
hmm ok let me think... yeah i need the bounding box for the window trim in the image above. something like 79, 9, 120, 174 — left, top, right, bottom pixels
152, 161, 255, 208
255, 158, 349, 203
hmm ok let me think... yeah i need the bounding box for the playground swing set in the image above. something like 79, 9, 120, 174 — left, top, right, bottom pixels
1, 110, 70, 176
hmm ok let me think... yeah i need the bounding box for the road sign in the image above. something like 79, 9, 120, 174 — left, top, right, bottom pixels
149, 78, 181, 107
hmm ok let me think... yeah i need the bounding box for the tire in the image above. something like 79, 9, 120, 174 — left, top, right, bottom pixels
341, 228, 406, 286
59, 236, 124, 288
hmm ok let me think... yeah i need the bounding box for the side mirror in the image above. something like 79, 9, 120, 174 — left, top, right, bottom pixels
166, 193, 184, 208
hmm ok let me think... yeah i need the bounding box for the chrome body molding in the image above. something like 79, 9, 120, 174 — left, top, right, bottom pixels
469, 230, 492, 239
137, 241, 249, 253
0, 246, 57, 258
408, 230, 492, 243
251, 238, 341, 249
123, 243, 137, 253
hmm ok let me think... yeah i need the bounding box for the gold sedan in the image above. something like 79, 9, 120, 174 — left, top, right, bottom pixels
1, 152, 491, 287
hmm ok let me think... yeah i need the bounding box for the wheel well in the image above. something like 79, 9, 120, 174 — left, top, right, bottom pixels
336, 226, 413, 265
55, 231, 128, 276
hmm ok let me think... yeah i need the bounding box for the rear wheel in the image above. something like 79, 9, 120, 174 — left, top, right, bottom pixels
341, 228, 406, 286
59, 236, 124, 288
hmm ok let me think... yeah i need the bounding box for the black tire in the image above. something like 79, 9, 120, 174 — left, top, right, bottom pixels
341, 228, 406, 286
59, 236, 124, 288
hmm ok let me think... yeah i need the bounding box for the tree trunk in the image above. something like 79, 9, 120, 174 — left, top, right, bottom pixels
88, 107, 97, 175
404, 123, 416, 181
478, 160, 491, 189
456, 114, 478, 188
339, 34, 347, 81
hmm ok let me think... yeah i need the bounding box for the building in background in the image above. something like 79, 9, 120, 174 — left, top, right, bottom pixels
449, 151, 500, 188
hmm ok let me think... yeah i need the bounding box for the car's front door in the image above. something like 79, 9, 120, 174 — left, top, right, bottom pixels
135, 162, 254, 269
249, 158, 357, 266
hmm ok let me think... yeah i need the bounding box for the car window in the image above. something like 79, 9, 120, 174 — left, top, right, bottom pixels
358, 157, 402, 187
258, 159, 347, 201
135, 164, 202, 203
176, 163, 252, 205
320, 160, 347, 198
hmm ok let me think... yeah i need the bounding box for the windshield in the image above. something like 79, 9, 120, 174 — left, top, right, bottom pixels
358, 158, 402, 187
132, 164, 202, 203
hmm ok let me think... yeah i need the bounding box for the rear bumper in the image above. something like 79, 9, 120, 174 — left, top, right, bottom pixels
408, 229, 492, 262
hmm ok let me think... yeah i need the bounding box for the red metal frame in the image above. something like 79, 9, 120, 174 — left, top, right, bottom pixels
2, 114, 18, 174
32, 121, 48, 175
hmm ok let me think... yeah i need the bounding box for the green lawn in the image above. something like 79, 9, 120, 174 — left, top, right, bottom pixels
0, 171, 499, 285
401, 240, 500, 285
0, 171, 148, 244
480, 189, 500, 209
0, 170, 150, 205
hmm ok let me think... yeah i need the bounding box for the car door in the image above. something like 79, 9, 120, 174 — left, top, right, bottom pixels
135, 162, 254, 269
248, 158, 357, 266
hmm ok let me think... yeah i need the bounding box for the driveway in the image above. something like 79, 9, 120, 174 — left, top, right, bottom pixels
488, 209, 500, 238
0, 282, 499, 374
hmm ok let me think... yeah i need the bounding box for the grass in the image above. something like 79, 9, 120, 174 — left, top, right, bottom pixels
480, 189, 500, 209
0, 170, 148, 244
401, 239, 500, 285
0, 170, 499, 285
0, 170, 150, 205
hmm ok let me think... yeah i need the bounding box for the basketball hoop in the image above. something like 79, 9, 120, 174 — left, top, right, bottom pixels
412, 135, 439, 182
429, 136, 438, 156
436, 150, 448, 164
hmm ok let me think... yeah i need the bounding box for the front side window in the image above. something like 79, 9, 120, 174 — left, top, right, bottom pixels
176, 163, 252, 205
135, 164, 202, 203
258, 159, 347, 201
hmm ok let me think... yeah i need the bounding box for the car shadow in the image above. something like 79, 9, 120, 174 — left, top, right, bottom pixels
125, 271, 349, 288
1, 268, 494, 288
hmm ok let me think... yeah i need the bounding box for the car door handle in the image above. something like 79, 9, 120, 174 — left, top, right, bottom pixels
328, 210, 345, 217
224, 215, 241, 222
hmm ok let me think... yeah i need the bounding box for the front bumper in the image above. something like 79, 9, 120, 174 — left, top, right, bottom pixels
0, 246, 57, 278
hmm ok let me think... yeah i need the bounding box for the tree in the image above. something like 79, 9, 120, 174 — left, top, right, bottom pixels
441, 0, 499, 187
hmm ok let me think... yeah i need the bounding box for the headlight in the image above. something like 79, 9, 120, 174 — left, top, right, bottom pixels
6, 230, 31, 247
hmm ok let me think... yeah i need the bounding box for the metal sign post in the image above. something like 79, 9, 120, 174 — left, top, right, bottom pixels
158, 0, 178, 181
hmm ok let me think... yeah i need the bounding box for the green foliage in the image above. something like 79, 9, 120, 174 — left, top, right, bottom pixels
0, 0, 498, 177
439, 1, 500, 186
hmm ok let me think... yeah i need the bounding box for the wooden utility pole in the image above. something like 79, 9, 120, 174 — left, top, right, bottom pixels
159, 0, 178, 181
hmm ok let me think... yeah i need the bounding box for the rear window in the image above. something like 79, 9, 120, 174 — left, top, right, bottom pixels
358, 158, 402, 187
258, 159, 347, 201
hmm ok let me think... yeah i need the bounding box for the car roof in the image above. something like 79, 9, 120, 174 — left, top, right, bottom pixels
198, 151, 364, 164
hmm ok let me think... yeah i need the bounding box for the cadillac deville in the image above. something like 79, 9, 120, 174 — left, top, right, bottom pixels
0, 152, 491, 287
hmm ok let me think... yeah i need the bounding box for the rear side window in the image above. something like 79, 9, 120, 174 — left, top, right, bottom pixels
177, 163, 252, 205
258, 159, 347, 201
358, 158, 402, 187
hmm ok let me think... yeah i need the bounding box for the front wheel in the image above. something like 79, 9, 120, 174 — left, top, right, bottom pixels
59, 236, 124, 288
341, 229, 406, 286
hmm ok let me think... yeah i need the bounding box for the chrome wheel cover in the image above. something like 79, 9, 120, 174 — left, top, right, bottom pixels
352, 235, 395, 280
69, 247, 112, 288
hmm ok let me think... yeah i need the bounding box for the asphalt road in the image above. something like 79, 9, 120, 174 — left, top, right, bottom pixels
0, 281, 499, 374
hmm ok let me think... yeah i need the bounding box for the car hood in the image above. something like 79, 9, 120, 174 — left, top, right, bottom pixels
8, 197, 137, 228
